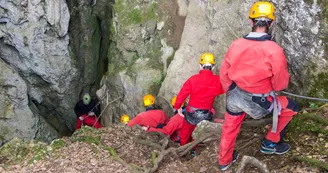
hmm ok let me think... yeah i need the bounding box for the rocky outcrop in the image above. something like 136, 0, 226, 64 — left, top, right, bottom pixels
159, 0, 328, 118
99, 0, 185, 124
0, 58, 59, 143
67, 0, 114, 95
0, 0, 79, 141
159, 0, 249, 117
1, 0, 327, 142
271, 0, 328, 99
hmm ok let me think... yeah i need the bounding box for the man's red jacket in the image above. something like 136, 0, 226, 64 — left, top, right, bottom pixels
147, 113, 184, 141
174, 70, 224, 111
127, 110, 169, 128
220, 37, 290, 93
75, 114, 102, 130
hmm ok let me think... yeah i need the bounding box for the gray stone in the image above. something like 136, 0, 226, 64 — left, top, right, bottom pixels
0, 0, 78, 140
99, 0, 183, 125
44, 0, 70, 37
0, 59, 60, 142
157, 21, 165, 31
160, 0, 328, 117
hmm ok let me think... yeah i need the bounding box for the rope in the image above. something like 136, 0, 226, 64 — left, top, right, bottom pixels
281, 91, 328, 102
92, 95, 123, 127
89, 88, 110, 113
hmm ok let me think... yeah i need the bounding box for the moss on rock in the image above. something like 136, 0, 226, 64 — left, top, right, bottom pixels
113, 0, 158, 28
0, 138, 49, 165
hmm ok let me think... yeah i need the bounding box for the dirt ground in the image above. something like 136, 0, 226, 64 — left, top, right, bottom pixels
0, 109, 327, 173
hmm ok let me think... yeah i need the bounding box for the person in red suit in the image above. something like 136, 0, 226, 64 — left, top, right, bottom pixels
127, 94, 169, 128
218, 1, 299, 171
144, 96, 185, 142
75, 93, 101, 130
173, 53, 225, 155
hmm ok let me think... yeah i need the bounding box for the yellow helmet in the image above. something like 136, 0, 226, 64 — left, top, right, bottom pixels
143, 94, 155, 107
171, 96, 185, 107
171, 96, 177, 107
199, 53, 215, 65
249, 1, 275, 21
120, 114, 130, 124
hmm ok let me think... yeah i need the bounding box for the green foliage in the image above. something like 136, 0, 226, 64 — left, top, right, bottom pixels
127, 9, 142, 24
309, 102, 319, 109
151, 151, 157, 166
91, 144, 99, 154
113, 0, 158, 28
308, 72, 328, 100
71, 126, 102, 145
288, 113, 328, 135
0, 138, 50, 165
71, 136, 101, 145
104, 146, 118, 158
28, 145, 50, 164
51, 139, 66, 150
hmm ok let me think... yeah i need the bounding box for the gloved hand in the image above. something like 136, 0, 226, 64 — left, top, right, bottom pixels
178, 108, 184, 117
88, 112, 95, 116
141, 126, 150, 131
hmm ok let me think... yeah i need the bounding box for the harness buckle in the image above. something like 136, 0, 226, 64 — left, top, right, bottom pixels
261, 94, 266, 102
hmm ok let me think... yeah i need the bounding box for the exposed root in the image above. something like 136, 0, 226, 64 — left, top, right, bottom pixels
236, 155, 270, 173
135, 139, 162, 151
176, 132, 215, 157
135, 118, 273, 173
242, 118, 272, 127
236, 138, 259, 150
144, 138, 176, 173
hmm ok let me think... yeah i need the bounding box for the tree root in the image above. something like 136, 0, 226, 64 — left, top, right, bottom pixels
135, 139, 162, 151
136, 118, 273, 173
236, 137, 259, 150
242, 118, 272, 127
236, 155, 270, 173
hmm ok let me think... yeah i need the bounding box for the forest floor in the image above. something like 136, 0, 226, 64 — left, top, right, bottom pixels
0, 107, 327, 173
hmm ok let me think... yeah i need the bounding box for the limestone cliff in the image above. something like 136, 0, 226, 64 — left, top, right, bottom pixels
160, 0, 328, 118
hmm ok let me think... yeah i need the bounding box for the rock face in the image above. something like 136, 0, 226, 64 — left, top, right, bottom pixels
1, 0, 328, 142
271, 0, 328, 99
99, 0, 185, 124
0, 0, 79, 142
159, 0, 251, 117
159, 0, 328, 118
0, 58, 59, 142
67, 0, 114, 95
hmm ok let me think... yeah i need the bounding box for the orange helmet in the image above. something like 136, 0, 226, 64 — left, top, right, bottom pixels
143, 94, 155, 107
120, 114, 130, 124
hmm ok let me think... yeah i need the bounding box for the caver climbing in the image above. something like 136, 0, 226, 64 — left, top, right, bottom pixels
126, 94, 169, 128
75, 92, 102, 130
174, 53, 225, 155
218, 1, 299, 171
